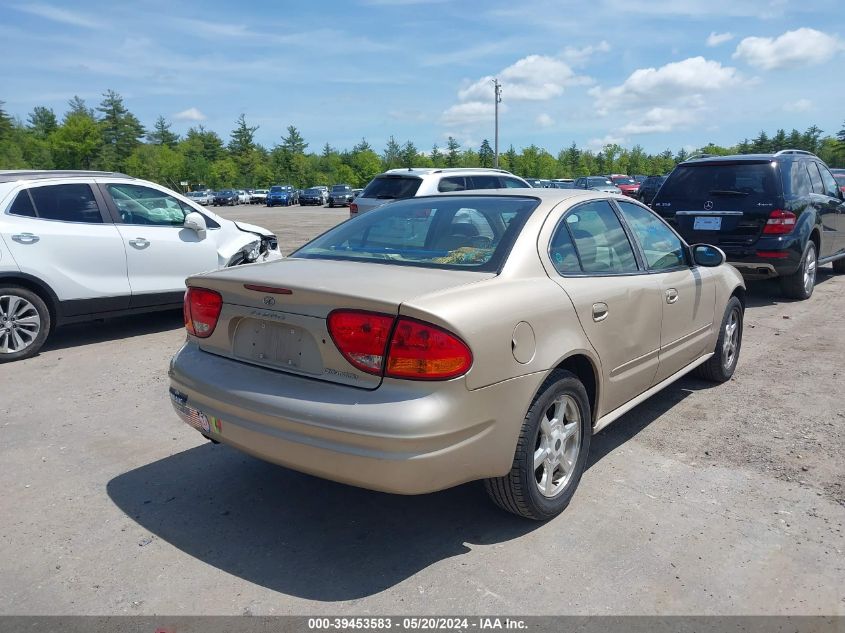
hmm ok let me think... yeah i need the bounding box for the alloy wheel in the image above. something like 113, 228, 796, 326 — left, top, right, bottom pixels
534, 394, 582, 498
722, 307, 741, 370
803, 244, 817, 296
0, 294, 41, 354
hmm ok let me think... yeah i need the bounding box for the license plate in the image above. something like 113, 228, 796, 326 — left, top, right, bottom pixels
694, 216, 721, 231
233, 319, 304, 368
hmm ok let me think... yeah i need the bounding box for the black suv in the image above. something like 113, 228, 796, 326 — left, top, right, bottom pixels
651, 150, 845, 299
637, 174, 666, 205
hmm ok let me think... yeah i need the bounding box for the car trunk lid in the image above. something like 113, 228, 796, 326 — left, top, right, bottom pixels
188, 258, 494, 389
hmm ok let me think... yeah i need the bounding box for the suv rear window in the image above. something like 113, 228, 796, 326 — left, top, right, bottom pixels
659, 162, 779, 200
292, 196, 538, 272
360, 176, 422, 200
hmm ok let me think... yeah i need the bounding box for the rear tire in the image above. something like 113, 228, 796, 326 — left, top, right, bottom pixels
694, 296, 743, 382
0, 286, 51, 363
485, 370, 591, 520
780, 241, 817, 300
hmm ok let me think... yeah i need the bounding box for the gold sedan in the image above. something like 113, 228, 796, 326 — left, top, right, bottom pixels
169, 189, 745, 520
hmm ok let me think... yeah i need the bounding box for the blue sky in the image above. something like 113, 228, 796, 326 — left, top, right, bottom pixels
1, 0, 843, 155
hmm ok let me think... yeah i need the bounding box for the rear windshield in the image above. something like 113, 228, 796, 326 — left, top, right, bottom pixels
360, 176, 422, 200
660, 162, 779, 200
292, 196, 539, 272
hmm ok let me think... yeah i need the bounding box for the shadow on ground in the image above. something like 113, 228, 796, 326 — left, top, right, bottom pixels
743, 267, 834, 308
108, 373, 715, 601
42, 310, 184, 352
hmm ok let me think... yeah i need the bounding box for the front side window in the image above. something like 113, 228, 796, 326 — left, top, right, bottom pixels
24, 184, 104, 223
616, 200, 686, 270
293, 196, 538, 271
559, 200, 638, 274
107, 183, 188, 226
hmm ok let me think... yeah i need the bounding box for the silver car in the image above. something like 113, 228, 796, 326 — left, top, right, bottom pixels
351, 168, 530, 217
169, 189, 745, 519
574, 176, 623, 194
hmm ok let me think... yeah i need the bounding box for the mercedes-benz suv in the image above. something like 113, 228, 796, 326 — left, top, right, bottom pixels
651, 150, 845, 300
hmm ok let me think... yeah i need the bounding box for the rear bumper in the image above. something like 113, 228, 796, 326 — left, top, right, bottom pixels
721, 235, 804, 279
168, 342, 544, 494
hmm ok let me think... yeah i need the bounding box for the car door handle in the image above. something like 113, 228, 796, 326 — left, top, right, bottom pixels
592, 302, 609, 322
666, 288, 679, 304
128, 238, 150, 249
11, 233, 39, 244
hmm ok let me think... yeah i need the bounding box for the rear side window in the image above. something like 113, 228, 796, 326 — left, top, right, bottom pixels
501, 177, 528, 189
659, 163, 779, 200
807, 162, 824, 194
361, 176, 422, 200
438, 176, 466, 192
558, 200, 639, 274
469, 175, 501, 189
785, 163, 812, 197
24, 184, 104, 223
8, 191, 37, 217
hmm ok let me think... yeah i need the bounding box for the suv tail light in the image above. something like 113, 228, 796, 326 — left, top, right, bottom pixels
327, 310, 472, 380
762, 209, 796, 235
349, 203, 358, 215
184, 287, 222, 338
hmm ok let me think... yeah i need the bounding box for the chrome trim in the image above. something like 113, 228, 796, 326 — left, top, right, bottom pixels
675, 211, 743, 216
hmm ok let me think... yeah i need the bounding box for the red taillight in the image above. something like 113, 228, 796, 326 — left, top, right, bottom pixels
349, 203, 358, 215
184, 287, 222, 338
386, 318, 472, 381
762, 209, 796, 235
327, 310, 394, 374
326, 311, 473, 380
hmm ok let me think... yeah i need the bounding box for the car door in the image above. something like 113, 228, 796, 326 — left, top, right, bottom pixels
542, 199, 662, 414
806, 162, 840, 259
99, 181, 218, 308
815, 163, 845, 257
0, 182, 130, 315
615, 199, 716, 383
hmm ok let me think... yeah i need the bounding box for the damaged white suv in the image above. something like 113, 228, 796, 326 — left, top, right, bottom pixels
0, 170, 282, 362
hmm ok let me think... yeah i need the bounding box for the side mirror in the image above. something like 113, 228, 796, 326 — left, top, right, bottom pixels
692, 244, 725, 267
184, 211, 207, 239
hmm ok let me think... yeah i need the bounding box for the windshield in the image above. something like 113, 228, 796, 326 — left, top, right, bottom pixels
304, 188, 320, 194
219, 190, 234, 195
360, 176, 422, 200
269, 186, 284, 193
611, 176, 636, 185
332, 186, 350, 192
292, 196, 538, 272
588, 178, 612, 186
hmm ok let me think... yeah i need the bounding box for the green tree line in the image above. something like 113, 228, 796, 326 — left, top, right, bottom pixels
1, 91, 843, 192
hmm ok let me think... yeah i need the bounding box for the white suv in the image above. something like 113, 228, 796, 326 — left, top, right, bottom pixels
0, 170, 282, 362
350, 168, 531, 217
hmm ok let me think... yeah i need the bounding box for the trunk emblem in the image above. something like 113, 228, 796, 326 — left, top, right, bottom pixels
263, 296, 276, 306
704, 201, 714, 210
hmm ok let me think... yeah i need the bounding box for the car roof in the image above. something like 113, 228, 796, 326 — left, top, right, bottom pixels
381, 167, 520, 177
0, 170, 132, 183
425, 188, 614, 203
682, 150, 820, 165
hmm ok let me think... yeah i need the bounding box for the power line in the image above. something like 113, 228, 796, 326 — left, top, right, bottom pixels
492, 78, 502, 168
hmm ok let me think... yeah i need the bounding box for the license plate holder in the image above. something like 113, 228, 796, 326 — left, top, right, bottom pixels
693, 216, 722, 231
233, 319, 304, 369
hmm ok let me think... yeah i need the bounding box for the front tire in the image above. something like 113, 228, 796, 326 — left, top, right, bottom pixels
0, 286, 51, 363
485, 370, 591, 520
780, 241, 817, 300
694, 296, 743, 382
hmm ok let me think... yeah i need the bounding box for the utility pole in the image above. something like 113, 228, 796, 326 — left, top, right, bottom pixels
492, 78, 502, 168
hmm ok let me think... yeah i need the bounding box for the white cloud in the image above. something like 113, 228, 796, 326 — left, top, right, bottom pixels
12, 3, 103, 28
562, 41, 610, 66
733, 28, 844, 70
588, 134, 627, 151
619, 107, 697, 135
441, 101, 502, 126
706, 31, 734, 47
591, 56, 740, 111
536, 113, 554, 128
783, 98, 813, 113
173, 107, 207, 122
458, 54, 584, 102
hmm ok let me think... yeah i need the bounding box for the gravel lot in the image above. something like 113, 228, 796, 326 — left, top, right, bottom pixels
1, 203, 843, 615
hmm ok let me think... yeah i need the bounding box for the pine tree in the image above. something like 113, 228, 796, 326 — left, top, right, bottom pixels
66, 95, 94, 119
280, 126, 308, 154
445, 136, 460, 167
0, 101, 12, 140
430, 143, 443, 167
27, 107, 58, 139
96, 89, 145, 170
382, 135, 401, 169
352, 137, 373, 153
400, 140, 417, 168
228, 114, 258, 155
478, 139, 494, 168
148, 116, 179, 147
